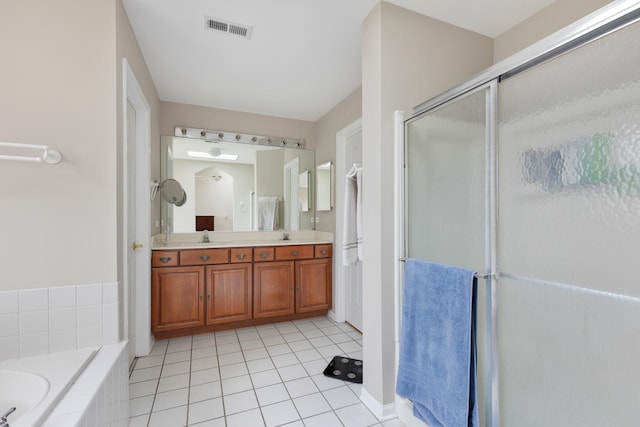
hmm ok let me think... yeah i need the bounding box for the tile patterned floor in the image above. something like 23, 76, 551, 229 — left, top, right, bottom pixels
128, 316, 405, 427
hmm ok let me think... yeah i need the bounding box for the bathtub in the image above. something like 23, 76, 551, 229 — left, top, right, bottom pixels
0, 347, 97, 427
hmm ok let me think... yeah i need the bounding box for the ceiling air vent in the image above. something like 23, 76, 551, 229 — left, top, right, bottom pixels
205, 16, 253, 40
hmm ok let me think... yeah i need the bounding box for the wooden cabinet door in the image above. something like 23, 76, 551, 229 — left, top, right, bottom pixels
253, 261, 295, 318
295, 258, 332, 313
152, 267, 204, 332
205, 263, 252, 325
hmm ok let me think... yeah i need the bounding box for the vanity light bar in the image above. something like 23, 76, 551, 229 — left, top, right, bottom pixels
175, 127, 306, 149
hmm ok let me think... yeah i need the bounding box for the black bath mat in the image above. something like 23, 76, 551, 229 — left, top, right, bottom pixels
323, 356, 363, 384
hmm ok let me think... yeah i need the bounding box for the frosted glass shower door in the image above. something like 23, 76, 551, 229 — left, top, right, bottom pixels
405, 87, 488, 270
405, 86, 493, 426
497, 18, 640, 427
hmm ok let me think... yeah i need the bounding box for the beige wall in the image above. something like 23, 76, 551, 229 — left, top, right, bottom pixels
494, 0, 612, 62
160, 102, 316, 149
362, 1, 494, 406
314, 87, 362, 233
116, 0, 161, 238
0, 0, 160, 292
0, 0, 118, 290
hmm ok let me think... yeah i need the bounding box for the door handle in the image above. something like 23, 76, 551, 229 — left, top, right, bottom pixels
132, 242, 143, 250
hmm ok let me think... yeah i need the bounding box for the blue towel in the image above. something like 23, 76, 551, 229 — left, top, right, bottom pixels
396, 259, 478, 427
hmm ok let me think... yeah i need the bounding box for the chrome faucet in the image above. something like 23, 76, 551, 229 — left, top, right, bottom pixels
0, 407, 15, 427
280, 229, 290, 241
201, 230, 210, 243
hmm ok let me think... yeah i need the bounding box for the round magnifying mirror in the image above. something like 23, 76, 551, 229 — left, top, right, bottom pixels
160, 178, 187, 206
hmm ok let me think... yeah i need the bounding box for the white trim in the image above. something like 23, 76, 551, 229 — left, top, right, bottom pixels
360, 387, 398, 421
334, 118, 362, 323
123, 58, 152, 357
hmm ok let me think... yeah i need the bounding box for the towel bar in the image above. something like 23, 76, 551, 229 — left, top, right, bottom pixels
398, 258, 496, 280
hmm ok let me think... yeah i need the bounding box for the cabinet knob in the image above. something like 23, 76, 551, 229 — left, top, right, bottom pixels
320, 249, 328, 255
237, 253, 247, 260
199, 295, 203, 301
291, 250, 299, 256
159, 256, 172, 263
259, 252, 268, 259
200, 255, 210, 261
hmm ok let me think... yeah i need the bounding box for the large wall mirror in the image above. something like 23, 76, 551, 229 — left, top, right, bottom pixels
161, 134, 315, 233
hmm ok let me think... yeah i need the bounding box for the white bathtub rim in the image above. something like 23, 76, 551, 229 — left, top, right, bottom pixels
0, 347, 99, 427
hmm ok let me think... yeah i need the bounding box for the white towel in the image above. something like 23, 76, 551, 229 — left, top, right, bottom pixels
343, 164, 363, 265
257, 196, 279, 231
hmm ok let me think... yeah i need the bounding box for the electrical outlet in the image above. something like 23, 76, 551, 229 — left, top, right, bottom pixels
315, 217, 320, 223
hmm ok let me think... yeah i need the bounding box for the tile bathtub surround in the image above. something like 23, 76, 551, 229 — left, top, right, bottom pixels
0, 282, 120, 360
43, 342, 130, 427
129, 316, 404, 427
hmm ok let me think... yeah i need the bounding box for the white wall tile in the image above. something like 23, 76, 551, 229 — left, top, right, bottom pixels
78, 326, 102, 348
77, 306, 102, 328
50, 308, 77, 330
20, 332, 49, 357
77, 284, 102, 306
50, 329, 77, 353
20, 310, 48, 334
49, 286, 77, 309
103, 283, 118, 304
0, 313, 19, 337
0, 291, 19, 314
19, 288, 49, 312
0, 336, 20, 360
102, 303, 118, 325
103, 322, 119, 345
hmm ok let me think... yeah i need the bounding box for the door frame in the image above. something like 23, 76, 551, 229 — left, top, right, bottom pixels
123, 59, 152, 357
330, 118, 362, 323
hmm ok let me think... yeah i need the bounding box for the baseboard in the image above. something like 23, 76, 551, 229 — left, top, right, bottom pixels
360, 387, 397, 421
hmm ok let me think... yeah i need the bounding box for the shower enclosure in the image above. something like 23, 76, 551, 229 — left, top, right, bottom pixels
398, 2, 640, 426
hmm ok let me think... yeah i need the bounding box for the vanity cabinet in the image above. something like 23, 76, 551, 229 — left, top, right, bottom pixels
205, 263, 252, 325
254, 244, 332, 319
152, 243, 332, 338
151, 266, 204, 332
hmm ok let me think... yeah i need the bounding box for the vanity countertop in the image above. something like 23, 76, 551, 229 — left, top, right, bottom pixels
152, 231, 333, 250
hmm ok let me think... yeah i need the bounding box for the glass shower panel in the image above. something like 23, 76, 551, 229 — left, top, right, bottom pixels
406, 88, 487, 270
498, 18, 640, 426
405, 87, 489, 425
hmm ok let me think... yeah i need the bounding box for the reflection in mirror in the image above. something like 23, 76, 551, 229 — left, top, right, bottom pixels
299, 170, 311, 212
161, 135, 316, 232
316, 161, 333, 211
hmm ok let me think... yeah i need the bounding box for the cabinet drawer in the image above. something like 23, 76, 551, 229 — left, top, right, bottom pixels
275, 245, 314, 260
230, 247, 253, 263
180, 249, 229, 265
315, 244, 332, 258
254, 247, 275, 262
152, 251, 179, 267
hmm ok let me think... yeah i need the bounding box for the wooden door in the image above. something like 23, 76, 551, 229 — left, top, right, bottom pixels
205, 263, 252, 325
253, 261, 294, 318
295, 258, 332, 313
151, 267, 204, 332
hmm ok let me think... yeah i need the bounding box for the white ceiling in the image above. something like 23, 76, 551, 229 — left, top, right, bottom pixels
123, 0, 555, 122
